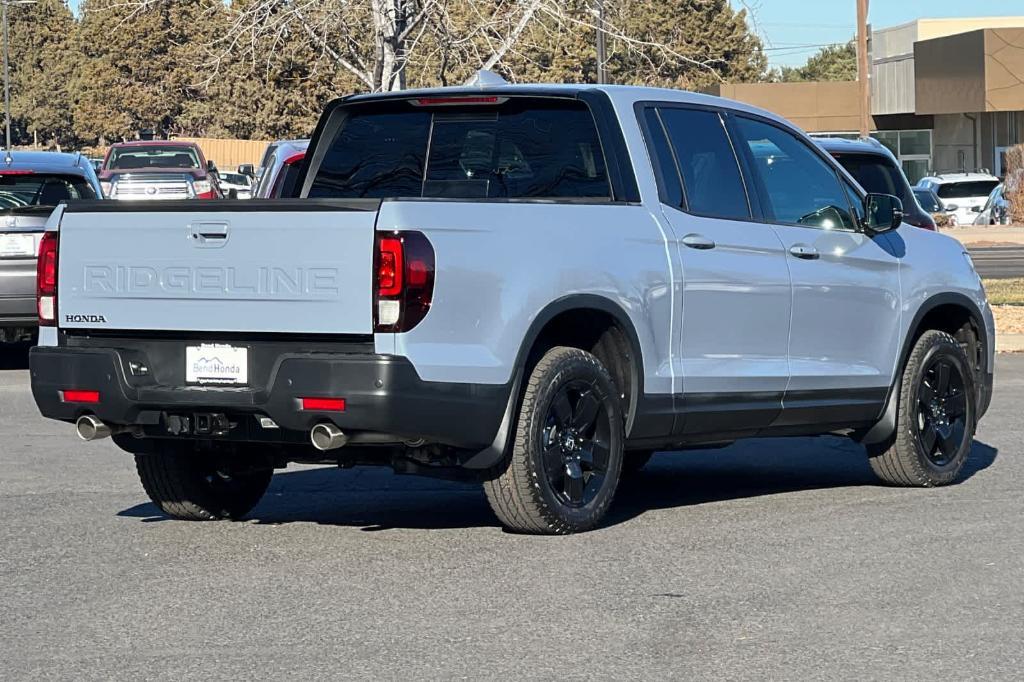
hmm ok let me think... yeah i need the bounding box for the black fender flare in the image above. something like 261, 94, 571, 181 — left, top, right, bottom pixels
860, 291, 988, 445
463, 294, 646, 469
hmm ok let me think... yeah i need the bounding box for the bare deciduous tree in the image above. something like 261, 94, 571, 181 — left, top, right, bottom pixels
220, 0, 729, 92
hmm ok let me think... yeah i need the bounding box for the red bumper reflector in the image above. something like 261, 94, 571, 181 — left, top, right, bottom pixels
301, 397, 347, 412
61, 390, 100, 404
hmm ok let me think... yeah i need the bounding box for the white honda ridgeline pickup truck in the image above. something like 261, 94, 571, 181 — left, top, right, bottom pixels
31, 78, 994, 534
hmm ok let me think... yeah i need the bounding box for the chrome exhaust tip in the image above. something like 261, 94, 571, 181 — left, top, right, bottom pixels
76, 415, 112, 441
310, 423, 349, 451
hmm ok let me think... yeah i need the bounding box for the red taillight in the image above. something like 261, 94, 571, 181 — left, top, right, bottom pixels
37, 231, 58, 326
0, 169, 34, 175
61, 390, 100, 404
374, 232, 435, 333
377, 237, 403, 297
301, 397, 347, 412
283, 152, 306, 166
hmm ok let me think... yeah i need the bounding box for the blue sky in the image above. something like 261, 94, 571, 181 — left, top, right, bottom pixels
731, 0, 1023, 67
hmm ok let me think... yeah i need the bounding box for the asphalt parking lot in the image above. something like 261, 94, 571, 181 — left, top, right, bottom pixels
2, 344, 1022, 680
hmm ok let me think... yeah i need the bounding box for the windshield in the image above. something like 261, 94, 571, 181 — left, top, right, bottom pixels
913, 188, 942, 213
832, 153, 912, 207
936, 180, 1000, 200
220, 173, 250, 186
0, 172, 98, 209
108, 145, 200, 171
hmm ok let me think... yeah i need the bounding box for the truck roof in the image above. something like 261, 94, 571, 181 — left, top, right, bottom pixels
344, 82, 797, 132
107, 140, 202, 148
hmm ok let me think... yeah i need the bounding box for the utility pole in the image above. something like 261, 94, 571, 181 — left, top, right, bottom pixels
856, 0, 870, 138
595, 0, 607, 84
2, 0, 38, 153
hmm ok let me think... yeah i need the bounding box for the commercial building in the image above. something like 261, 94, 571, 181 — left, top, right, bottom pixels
706, 17, 1024, 183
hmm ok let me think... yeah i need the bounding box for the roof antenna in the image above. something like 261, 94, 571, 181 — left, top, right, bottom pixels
463, 69, 508, 89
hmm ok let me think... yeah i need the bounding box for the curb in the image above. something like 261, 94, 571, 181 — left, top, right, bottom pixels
996, 333, 1024, 353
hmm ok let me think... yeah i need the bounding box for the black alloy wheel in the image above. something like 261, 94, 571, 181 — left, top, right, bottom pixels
540, 380, 613, 508
915, 356, 969, 467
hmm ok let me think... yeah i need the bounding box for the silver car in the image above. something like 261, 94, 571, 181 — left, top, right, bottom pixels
973, 183, 1012, 225
0, 151, 101, 342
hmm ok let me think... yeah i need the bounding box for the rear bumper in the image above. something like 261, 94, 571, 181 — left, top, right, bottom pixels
0, 258, 37, 328
0, 301, 35, 324
30, 344, 509, 449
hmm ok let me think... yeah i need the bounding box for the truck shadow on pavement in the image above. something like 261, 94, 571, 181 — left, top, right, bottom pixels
0, 342, 31, 370
118, 436, 999, 531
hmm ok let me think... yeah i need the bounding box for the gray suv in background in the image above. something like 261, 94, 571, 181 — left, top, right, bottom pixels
30, 80, 994, 534
0, 152, 101, 343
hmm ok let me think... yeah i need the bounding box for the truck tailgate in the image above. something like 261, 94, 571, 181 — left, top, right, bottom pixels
56, 201, 378, 334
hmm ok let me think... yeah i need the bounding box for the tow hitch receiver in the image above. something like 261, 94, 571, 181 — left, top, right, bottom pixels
165, 413, 232, 437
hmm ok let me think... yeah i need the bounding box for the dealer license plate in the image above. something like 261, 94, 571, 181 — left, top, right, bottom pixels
0, 233, 35, 257
185, 344, 248, 385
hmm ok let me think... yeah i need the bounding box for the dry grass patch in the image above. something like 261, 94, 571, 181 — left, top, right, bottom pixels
983, 278, 1024, 306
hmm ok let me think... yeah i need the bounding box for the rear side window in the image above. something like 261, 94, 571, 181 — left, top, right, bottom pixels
309, 98, 610, 200
654, 107, 750, 220
641, 108, 683, 209
936, 181, 1000, 199
0, 173, 98, 208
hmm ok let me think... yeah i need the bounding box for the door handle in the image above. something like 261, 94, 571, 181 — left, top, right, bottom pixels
682, 233, 716, 250
189, 222, 230, 248
789, 244, 819, 260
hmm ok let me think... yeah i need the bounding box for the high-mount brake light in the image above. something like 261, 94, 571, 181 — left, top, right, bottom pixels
37, 231, 58, 326
411, 96, 506, 107
374, 232, 435, 333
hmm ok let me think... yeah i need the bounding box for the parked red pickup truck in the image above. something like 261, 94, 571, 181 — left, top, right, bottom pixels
98, 140, 222, 200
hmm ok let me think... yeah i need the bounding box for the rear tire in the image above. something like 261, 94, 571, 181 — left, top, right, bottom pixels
134, 442, 273, 520
484, 346, 624, 534
868, 330, 975, 487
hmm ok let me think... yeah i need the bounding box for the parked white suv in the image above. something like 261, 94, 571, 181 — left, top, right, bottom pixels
30, 77, 995, 534
916, 171, 1001, 227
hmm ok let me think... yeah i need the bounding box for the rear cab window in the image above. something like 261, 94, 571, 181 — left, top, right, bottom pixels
308, 97, 611, 200
0, 173, 98, 208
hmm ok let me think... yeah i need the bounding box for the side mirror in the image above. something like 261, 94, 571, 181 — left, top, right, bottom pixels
863, 193, 903, 233
238, 164, 255, 177
207, 160, 218, 173
944, 203, 959, 212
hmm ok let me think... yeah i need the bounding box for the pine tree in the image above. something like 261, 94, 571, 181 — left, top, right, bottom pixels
7, 0, 75, 147
773, 41, 857, 82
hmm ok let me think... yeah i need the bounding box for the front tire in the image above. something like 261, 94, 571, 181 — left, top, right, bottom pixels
868, 330, 976, 486
484, 346, 624, 534
135, 442, 273, 520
